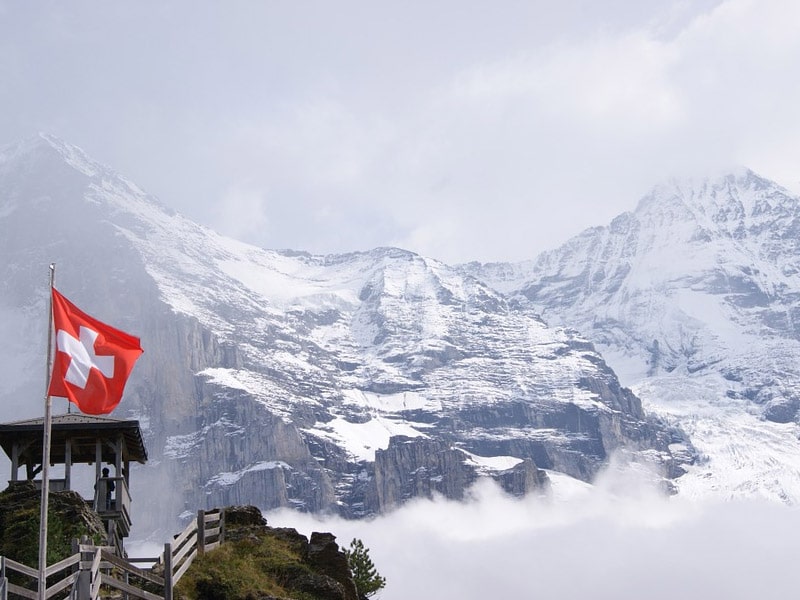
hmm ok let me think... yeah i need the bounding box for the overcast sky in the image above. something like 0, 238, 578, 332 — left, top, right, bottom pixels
1, 0, 799, 263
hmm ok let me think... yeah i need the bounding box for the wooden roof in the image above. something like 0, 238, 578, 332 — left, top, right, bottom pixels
0, 413, 148, 465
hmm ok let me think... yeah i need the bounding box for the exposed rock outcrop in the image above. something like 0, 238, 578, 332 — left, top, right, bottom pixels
176, 505, 359, 600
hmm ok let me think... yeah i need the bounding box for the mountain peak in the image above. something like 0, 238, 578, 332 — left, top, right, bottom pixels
630, 167, 799, 237
0, 133, 104, 179
640, 167, 790, 207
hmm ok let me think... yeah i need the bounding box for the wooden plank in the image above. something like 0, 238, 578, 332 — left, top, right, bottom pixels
79, 545, 114, 553
203, 541, 220, 553
91, 574, 102, 600
171, 553, 195, 585
44, 572, 77, 598
7, 583, 37, 599
172, 536, 197, 567
100, 550, 135, 570
100, 573, 164, 600
99, 552, 165, 587
90, 548, 102, 578
135, 571, 166, 588
89, 546, 103, 598
45, 553, 80, 577
204, 511, 221, 523
3, 558, 37, 579
204, 526, 221, 538
127, 557, 160, 564
172, 521, 197, 548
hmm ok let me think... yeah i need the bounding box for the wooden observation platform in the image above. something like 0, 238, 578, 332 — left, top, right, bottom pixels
0, 415, 226, 599
0, 414, 148, 552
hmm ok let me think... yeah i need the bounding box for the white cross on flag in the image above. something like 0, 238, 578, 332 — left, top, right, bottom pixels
47, 288, 143, 415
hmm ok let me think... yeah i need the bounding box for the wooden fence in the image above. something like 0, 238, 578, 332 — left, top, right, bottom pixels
0, 509, 224, 600
0, 552, 80, 600
161, 508, 224, 600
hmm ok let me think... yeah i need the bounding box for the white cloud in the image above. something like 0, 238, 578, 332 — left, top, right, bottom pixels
268, 473, 800, 600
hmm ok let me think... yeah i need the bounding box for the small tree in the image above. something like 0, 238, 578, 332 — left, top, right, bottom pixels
345, 538, 386, 598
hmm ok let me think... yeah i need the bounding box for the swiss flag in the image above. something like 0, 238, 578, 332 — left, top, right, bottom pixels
47, 288, 143, 415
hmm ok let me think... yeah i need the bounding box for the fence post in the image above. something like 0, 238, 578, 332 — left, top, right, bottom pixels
163, 543, 173, 600
71, 545, 92, 600
219, 509, 225, 545
1, 556, 6, 600
197, 510, 205, 556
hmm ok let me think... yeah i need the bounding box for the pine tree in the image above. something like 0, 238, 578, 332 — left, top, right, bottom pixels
345, 538, 387, 598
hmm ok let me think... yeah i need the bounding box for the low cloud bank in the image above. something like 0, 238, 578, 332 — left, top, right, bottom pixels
267, 468, 800, 599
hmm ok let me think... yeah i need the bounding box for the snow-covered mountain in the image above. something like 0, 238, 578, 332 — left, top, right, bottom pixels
0, 134, 690, 532
465, 169, 800, 503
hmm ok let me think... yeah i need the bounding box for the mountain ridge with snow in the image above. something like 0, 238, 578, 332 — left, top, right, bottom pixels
464, 168, 800, 503
0, 134, 691, 534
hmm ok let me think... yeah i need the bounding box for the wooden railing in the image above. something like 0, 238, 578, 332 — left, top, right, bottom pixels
161, 508, 224, 600
0, 509, 225, 600
0, 551, 80, 600
93, 478, 132, 538
93, 548, 164, 600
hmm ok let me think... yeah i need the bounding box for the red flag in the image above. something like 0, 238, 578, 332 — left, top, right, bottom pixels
47, 288, 143, 415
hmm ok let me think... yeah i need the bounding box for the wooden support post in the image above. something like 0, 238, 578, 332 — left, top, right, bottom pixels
115, 436, 123, 477
95, 440, 102, 483
64, 440, 71, 491
163, 543, 173, 600
10, 444, 18, 482
197, 510, 205, 556
107, 520, 116, 550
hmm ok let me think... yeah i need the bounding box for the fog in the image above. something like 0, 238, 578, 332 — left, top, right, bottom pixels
267, 469, 799, 599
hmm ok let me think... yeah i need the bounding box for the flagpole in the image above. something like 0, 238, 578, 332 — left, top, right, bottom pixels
37, 263, 55, 600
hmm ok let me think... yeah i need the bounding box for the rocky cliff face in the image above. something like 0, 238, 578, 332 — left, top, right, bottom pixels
373, 437, 547, 509
0, 135, 693, 533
